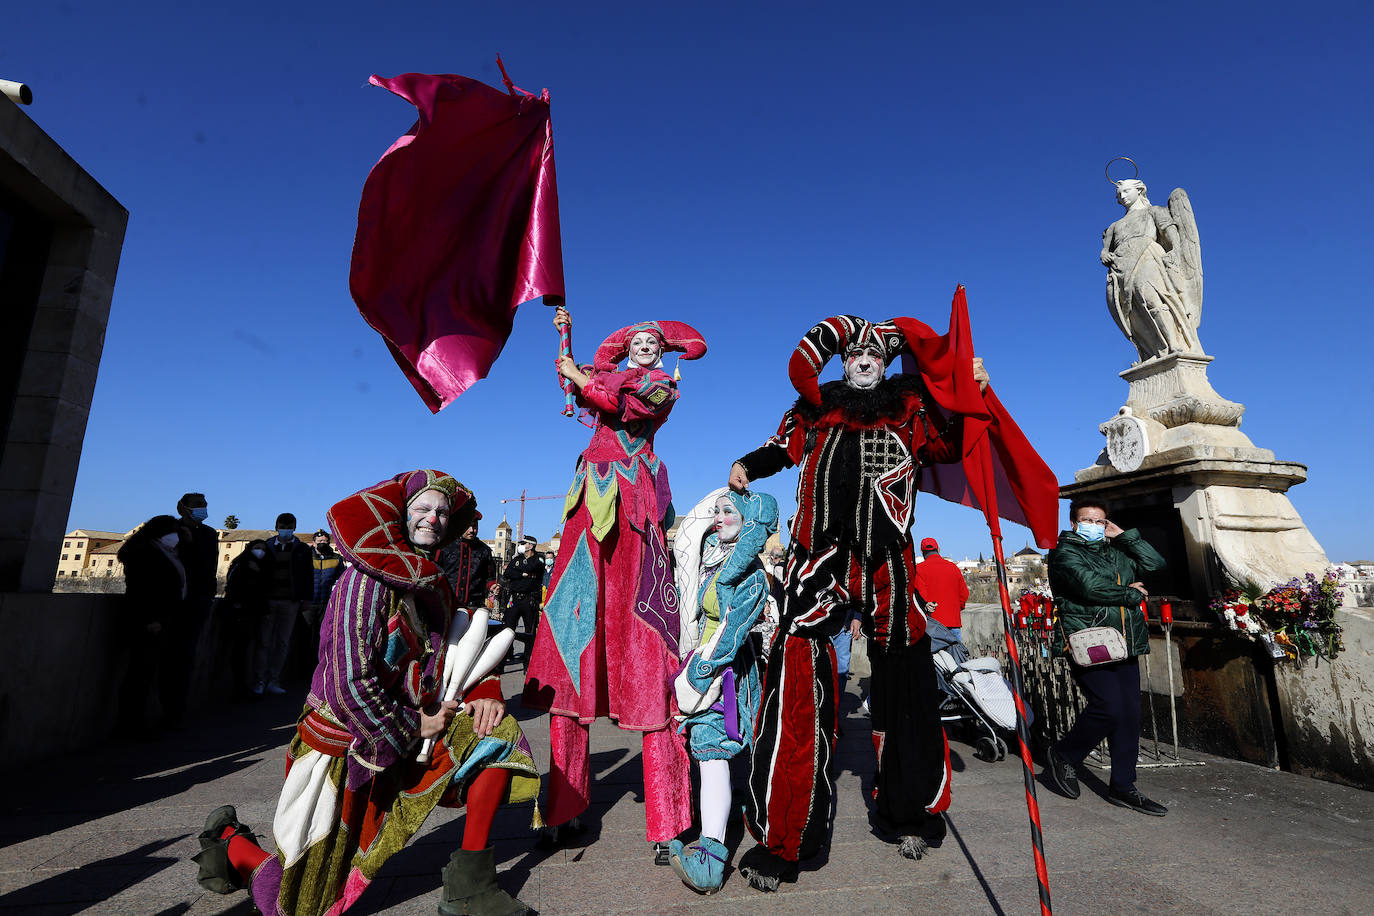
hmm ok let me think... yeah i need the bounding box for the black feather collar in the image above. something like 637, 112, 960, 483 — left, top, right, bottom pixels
792, 375, 925, 425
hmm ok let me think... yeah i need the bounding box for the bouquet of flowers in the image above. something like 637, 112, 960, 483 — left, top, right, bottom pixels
1210, 571, 1346, 664
1210, 590, 1264, 636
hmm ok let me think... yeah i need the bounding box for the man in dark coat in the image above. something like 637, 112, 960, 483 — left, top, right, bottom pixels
256, 512, 313, 695
166, 492, 217, 727
437, 512, 497, 610
501, 535, 544, 660
118, 515, 188, 734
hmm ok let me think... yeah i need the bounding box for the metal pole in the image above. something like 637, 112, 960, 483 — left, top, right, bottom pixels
992, 537, 1053, 916
1139, 599, 1161, 762
1162, 601, 1180, 760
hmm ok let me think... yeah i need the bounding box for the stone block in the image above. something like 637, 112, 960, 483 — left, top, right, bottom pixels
0, 593, 90, 759
1143, 635, 1184, 697
3, 396, 57, 445
15, 348, 100, 407
1273, 605, 1374, 790
0, 441, 47, 491
19, 488, 75, 590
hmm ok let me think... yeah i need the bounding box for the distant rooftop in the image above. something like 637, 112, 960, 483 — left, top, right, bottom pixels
65, 529, 125, 540
218, 529, 276, 542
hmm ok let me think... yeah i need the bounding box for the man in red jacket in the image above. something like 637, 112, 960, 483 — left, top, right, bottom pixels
914, 538, 970, 640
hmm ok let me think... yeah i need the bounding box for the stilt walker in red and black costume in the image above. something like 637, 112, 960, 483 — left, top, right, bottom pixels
728, 314, 991, 890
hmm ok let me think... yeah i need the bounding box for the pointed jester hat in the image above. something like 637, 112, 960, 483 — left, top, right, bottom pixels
593, 319, 708, 372
326, 469, 477, 592
787, 314, 945, 405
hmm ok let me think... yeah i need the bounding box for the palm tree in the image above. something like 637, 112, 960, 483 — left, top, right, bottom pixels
223, 515, 240, 530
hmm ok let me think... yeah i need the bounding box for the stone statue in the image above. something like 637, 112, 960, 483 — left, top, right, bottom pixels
1101, 177, 1204, 363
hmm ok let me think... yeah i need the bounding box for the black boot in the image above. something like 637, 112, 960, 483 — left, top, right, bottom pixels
191, 805, 256, 895
438, 847, 532, 916
736, 844, 798, 893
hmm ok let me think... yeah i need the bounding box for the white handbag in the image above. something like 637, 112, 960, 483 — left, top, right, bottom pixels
1067, 625, 1128, 667
1065, 592, 1130, 667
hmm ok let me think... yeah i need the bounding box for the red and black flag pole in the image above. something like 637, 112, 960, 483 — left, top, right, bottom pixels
908, 287, 1060, 916
990, 531, 1054, 916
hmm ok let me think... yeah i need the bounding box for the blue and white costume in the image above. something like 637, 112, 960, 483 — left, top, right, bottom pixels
667, 486, 778, 893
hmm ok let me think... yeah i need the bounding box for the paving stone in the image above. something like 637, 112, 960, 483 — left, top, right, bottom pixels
2, 666, 1373, 915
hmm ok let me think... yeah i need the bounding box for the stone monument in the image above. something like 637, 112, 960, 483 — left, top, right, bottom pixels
1063, 160, 1330, 601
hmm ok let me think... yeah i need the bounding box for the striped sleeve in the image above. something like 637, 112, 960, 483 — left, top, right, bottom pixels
319, 567, 420, 782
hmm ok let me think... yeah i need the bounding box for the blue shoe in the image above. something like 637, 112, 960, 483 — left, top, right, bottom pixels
669, 836, 727, 894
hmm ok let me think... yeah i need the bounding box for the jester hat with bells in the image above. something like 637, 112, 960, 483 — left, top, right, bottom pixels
592, 319, 708, 372
787, 313, 985, 418
326, 469, 477, 595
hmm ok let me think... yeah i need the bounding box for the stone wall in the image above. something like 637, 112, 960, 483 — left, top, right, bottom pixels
1272, 605, 1374, 789
0, 95, 127, 593
0, 591, 228, 768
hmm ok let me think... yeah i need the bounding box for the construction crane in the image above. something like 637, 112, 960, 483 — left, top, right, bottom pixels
500, 489, 562, 541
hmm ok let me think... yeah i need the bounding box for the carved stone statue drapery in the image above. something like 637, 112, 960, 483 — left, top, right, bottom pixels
1101, 179, 1204, 363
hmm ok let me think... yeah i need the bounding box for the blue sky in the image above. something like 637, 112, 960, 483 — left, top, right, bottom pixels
12, 1, 1373, 561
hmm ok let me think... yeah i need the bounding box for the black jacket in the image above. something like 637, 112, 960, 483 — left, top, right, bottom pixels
502, 552, 545, 597
266, 536, 314, 601
438, 537, 496, 608
223, 553, 271, 620
118, 539, 186, 629
177, 519, 219, 600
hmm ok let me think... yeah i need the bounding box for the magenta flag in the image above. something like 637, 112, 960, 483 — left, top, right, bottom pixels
350, 65, 565, 412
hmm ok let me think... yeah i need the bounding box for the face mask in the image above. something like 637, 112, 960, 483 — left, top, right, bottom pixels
251, 547, 266, 559
278, 529, 294, 541
189, 507, 208, 521
159, 533, 180, 549
1075, 521, 1106, 542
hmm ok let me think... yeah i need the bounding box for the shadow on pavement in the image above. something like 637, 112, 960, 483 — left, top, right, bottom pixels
943, 813, 1008, 915
0, 694, 298, 847
0, 836, 185, 913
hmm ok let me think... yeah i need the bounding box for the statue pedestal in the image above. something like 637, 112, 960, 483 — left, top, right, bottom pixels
1067, 451, 1329, 602
1073, 353, 1329, 600
1118, 353, 1250, 453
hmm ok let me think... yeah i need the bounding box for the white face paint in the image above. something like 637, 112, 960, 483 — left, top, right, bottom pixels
712, 495, 743, 544
843, 344, 885, 390
406, 490, 450, 549
628, 331, 662, 368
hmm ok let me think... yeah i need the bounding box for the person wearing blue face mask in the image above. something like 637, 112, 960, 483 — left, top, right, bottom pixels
151, 492, 218, 730
1043, 496, 1168, 817
256, 512, 315, 696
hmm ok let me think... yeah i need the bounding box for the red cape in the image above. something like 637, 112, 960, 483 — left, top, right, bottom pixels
900, 287, 1061, 549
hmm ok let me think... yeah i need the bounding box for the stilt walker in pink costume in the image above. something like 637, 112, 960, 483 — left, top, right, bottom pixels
523, 306, 706, 861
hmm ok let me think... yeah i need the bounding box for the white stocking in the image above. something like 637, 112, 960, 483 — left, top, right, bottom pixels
698, 758, 731, 842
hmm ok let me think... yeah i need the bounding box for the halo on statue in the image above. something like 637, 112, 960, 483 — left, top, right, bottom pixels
1105, 156, 1139, 186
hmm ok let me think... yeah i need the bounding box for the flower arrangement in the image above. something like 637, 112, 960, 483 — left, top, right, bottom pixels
1210, 571, 1345, 664
1210, 590, 1264, 635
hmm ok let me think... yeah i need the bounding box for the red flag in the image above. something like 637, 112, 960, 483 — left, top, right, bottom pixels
901, 287, 1061, 548
349, 63, 565, 412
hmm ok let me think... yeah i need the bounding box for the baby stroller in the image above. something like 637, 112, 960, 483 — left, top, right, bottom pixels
927, 620, 1026, 762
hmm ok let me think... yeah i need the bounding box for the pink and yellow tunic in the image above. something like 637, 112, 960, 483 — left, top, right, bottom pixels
522, 365, 693, 840
524, 365, 681, 728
